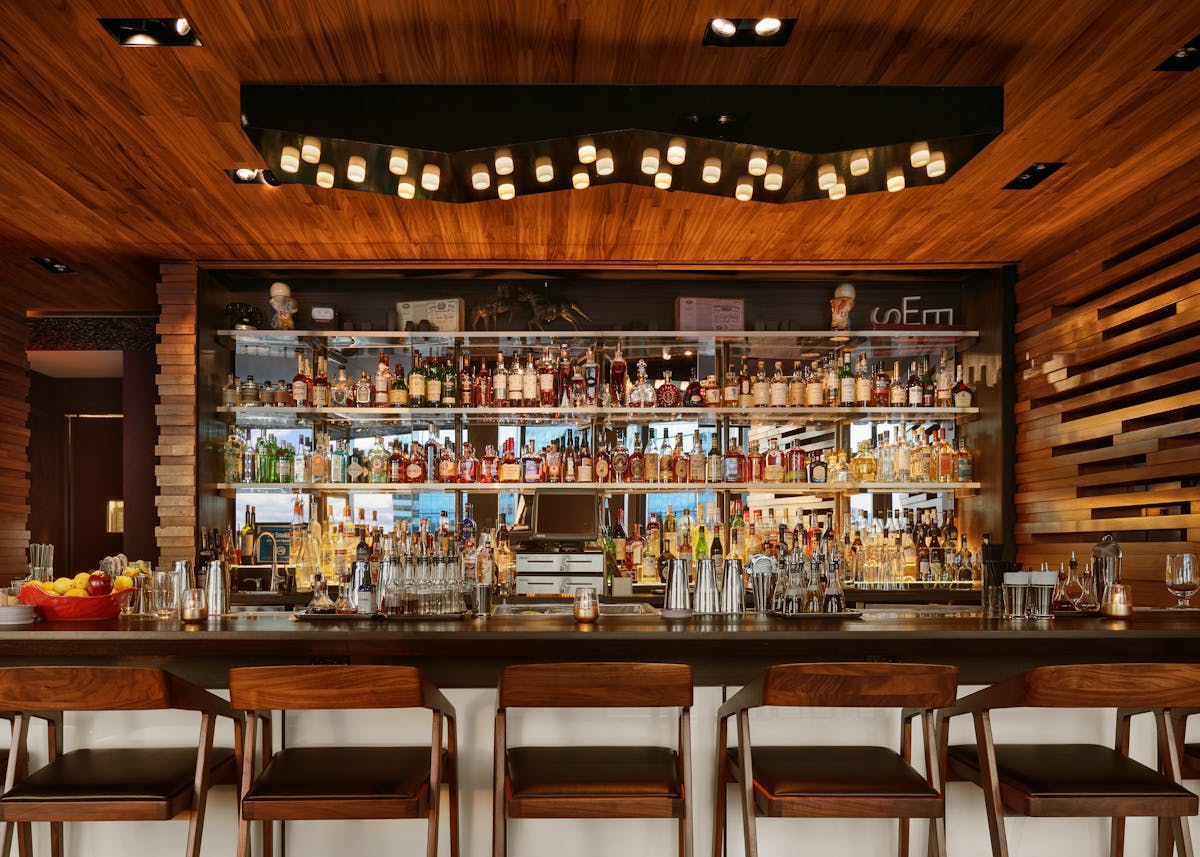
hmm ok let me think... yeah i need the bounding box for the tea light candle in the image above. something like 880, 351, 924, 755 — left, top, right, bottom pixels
180, 605, 208, 623
573, 586, 599, 624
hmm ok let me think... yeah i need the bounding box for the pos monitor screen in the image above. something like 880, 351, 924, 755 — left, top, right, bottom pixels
532, 491, 598, 543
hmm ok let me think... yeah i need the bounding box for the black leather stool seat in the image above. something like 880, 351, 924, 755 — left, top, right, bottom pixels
728, 746, 939, 798
507, 746, 681, 798
1, 748, 235, 802
244, 747, 435, 802
948, 743, 1197, 801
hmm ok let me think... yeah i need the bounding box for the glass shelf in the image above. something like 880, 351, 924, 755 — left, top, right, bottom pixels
216, 405, 979, 430
214, 480, 980, 495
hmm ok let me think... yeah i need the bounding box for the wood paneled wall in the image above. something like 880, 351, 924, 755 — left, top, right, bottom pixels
1015, 215, 1200, 605
155, 263, 199, 569
0, 314, 30, 578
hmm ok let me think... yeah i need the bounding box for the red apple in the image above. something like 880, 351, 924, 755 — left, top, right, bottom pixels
87, 571, 113, 597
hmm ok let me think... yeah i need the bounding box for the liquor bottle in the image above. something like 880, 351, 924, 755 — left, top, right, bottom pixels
808, 450, 828, 483
921, 358, 935, 408
667, 432, 685, 483
728, 501, 746, 562
956, 437, 974, 481
507, 352, 524, 407
568, 362, 585, 407
239, 505, 255, 564
763, 437, 785, 483
492, 351, 508, 406
480, 444, 499, 483
563, 432, 578, 483
458, 442, 479, 483
627, 524, 645, 578
292, 350, 310, 407
722, 364, 739, 407
368, 435, 388, 483
935, 349, 954, 407
221, 373, 237, 407
405, 441, 427, 483
354, 371, 372, 407
642, 429, 659, 483
910, 430, 931, 482
612, 509, 628, 571
746, 440, 765, 482
889, 361, 906, 407
277, 442, 295, 483
629, 360, 656, 407
935, 428, 956, 482
893, 426, 912, 481
661, 505, 678, 559
609, 344, 627, 406
786, 361, 804, 407
737, 358, 753, 408
694, 519, 709, 560
723, 433, 746, 483
583, 347, 599, 405
752, 360, 770, 407
629, 434, 646, 482
544, 438, 563, 483
440, 357, 458, 407
906, 361, 923, 407
688, 430, 706, 483
458, 354, 473, 407
805, 360, 824, 407
408, 350, 426, 407
678, 509, 694, 567
951, 366, 974, 408
373, 353, 392, 406
769, 361, 788, 407
308, 357, 329, 408
872, 361, 890, 406
498, 439, 521, 483
833, 353, 851, 406
326, 367, 347, 407
594, 441, 612, 483
577, 434, 594, 482
556, 345, 573, 407
538, 347, 557, 406
684, 370, 705, 407
917, 530, 931, 582
474, 358, 492, 407
223, 429, 244, 483
705, 435, 722, 483
520, 441, 543, 483
787, 441, 808, 483
854, 354, 872, 406
850, 441, 878, 482
421, 357, 441, 407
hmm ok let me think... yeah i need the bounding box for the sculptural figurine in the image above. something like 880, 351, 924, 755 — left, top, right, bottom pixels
269, 281, 298, 330
830, 282, 855, 330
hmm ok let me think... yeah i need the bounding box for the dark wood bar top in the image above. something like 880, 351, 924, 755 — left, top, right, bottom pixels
1, 609, 1197, 687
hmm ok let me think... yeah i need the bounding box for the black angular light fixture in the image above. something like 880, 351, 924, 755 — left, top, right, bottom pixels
99, 17, 202, 47
1002, 162, 1065, 190
31, 257, 77, 274
703, 18, 797, 47
240, 84, 1004, 204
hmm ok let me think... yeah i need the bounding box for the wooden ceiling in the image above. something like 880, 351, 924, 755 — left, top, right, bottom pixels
0, 0, 1197, 312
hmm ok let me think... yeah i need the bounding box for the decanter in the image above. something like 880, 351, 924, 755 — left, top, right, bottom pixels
628, 359, 656, 408
655, 369, 682, 407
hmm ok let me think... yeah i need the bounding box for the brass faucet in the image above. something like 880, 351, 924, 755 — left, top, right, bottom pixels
254, 532, 286, 593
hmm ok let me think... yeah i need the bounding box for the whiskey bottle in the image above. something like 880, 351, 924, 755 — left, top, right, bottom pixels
786, 441, 808, 483
373, 353, 392, 406
521, 351, 539, 407
722, 364, 739, 407
407, 351, 427, 407
312, 357, 331, 407
706, 434, 722, 483
688, 430, 706, 483
921, 358, 935, 408
873, 362, 890, 406
557, 345, 573, 407
936, 349, 954, 407
684, 369, 705, 407
474, 358, 493, 407
612, 509, 628, 571
577, 434, 594, 483
609, 344, 628, 406
752, 360, 770, 407
671, 432, 688, 483
956, 437, 974, 481
889, 360, 906, 406
763, 437, 786, 483
611, 434, 631, 483
951, 366, 974, 408
498, 439, 521, 483
492, 351, 508, 406
723, 433, 746, 483
808, 450, 828, 483
544, 438, 563, 483
629, 434, 646, 482
770, 361, 788, 407
737, 359, 753, 408
805, 360, 824, 407
459, 354, 474, 407
935, 428, 956, 482
746, 440, 765, 482
520, 441, 543, 483
292, 351, 310, 407
642, 429, 659, 483
538, 346, 557, 406
457, 442, 480, 483
788, 361, 805, 407
838, 353, 855, 406
354, 371, 372, 407
854, 354, 872, 407
594, 442, 612, 483
583, 347, 599, 405
425, 357, 443, 407
441, 357, 458, 407
480, 444, 499, 483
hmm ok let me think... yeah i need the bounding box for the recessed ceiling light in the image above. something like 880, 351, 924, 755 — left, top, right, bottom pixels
226, 168, 277, 185
748, 149, 767, 176
702, 157, 721, 184
710, 18, 737, 38
654, 167, 672, 189
346, 156, 366, 183
498, 180, 515, 200
910, 141, 930, 168
471, 163, 491, 190
754, 18, 782, 36
595, 149, 614, 176
234, 168, 258, 182
849, 150, 870, 176
99, 17, 202, 47
641, 147, 660, 175
421, 163, 441, 191
301, 137, 321, 164
926, 151, 946, 178
279, 146, 300, 173
535, 156, 554, 183
1003, 161, 1065, 190
315, 164, 334, 188
1155, 35, 1199, 71
886, 166, 905, 192
31, 257, 77, 274
495, 149, 514, 175
667, 137, 687, 165
577, 138, 596, 163
735, 176, 753, 201
763, 164, 783, 191
817, 163, 837, 190
397, 177, 416, 199
389, 148, 409, 175
572, 166, 590, 189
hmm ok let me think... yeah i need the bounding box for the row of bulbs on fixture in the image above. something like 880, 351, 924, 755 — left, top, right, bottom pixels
709, 17, 781, 37
276, 134, 945, 201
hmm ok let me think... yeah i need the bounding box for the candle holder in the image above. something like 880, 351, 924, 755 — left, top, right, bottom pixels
573, 586, 599, 624
179, 588, 208, 624
1101, 583, 1133, 618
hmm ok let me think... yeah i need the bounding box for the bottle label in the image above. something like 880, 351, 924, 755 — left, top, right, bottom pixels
522, 374, 537, 401
752, 383, 770, 407
538, 372, 555, 393
499, 462, 521, 482
770, 384, 788, 407
347, 460, 365, 482
763, 464, 785, 483
805, 382, 823, 406
954, 390, 972, 408
957, 457, 973, 481
409, 375, 426, 398
494, 375, 508, 398
388, 388, 408, 406
594, 459, 610, 481
840, 378, 855, 404
674, 457, 689, 481
355, 386, 371, 406
577, 463, 593, 482
630, 458, 644, 481
855, 378, 872, 404
293, 381, 308, 405
908, 387, 923, 407
426, 378, 442, 402
311, 386, 328, 407
405, 462, 424, 481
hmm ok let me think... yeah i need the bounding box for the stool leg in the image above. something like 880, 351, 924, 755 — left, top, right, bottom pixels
261, 717, 273, 857
493, 711, 506, 857
14, 824, 29, 857
447, 716, 460, 857
736, 710, 758, 857
50, 822, 63, 857
1, 821, 9, 857
679, 708, 693, 857
1111, 817, 1126, 857
899, 817, 910, 857
185, 713, 216, 857
1157, 818, 1174, 857
713, 718, 728, 857
974, 712, 1009, 857
427, 712, 442, 857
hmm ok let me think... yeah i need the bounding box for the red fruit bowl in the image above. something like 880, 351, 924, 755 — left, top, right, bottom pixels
19, 584, 131, 621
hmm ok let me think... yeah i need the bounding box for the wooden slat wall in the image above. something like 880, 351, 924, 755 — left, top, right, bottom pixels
155, 263, 199, 569
1015, 217, 1200, 605
0, 314, 31, 578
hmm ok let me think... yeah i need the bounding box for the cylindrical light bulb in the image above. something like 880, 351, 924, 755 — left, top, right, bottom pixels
654, 167, 672, 189
910, 141, 930, 168
641, 147, 660, 175
572, 165, 589, 189
389, 148, 409, 175
494, 148, 513, 176
829, 182, 847, 200
702, 157, 721, 184
396, 177, 415, 199
748, 149, 767, 176
763, 164, 784, 191
346, 155, 366, 183
301, 136, 321, 164
850, 150, 870, 176
279, 146, 300, 174
667, 137, 686, 165
887, 166, 905, 193
595, 149, 614, 176
421, 163, 440, 191
497, 180, 515, 200
471, 163, 490, 190
926, 151, 946, 178
315, 163, 334, 189
755, 17, 782, 36
735, 176, 753, 201
577, 137, 596, 164
817, 163, 837, 190
535, 156, 553, 183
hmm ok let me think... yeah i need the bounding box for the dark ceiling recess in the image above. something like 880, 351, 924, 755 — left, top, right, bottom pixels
1002, 162, 1065, 190
1155, 34, 1199, 70
240, 84, 1004, 205
226, 168, 279, 186
31, 257, 77, 274
98, 17, 201, 47
702, 18, 796, 47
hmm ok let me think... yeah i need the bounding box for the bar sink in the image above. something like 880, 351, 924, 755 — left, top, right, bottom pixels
492, 602, 659, 617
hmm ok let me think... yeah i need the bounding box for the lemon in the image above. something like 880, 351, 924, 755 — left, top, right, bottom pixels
122, 566, 138, 577
112, 575, 133, 592
64, 588, 89, 598
52, 577, 72, 595
73, 572, 91, 589
38, 580, 56, 594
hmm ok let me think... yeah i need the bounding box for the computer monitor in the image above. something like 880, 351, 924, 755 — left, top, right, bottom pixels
531, 491, 598, 543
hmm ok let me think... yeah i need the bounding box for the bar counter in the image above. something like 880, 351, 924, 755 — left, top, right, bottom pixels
2, 609, 1197, 687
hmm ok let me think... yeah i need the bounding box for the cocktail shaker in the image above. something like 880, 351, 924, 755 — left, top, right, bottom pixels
204, 560, 228, 617
694, 559, 720, 614
719, 560, 745, 614
663, 558, 692, 616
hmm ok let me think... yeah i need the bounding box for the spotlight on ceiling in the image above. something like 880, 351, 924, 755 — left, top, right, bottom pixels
594, 149, 614, 176
279, 146, 300, 173
703, 17, 795, 47
397, 177, 415, 199
763, 164, 783, 191
32, 257, 77, 274
1155, 35, 1199, 71
1002, 161, 1064, 190
315, 164, 335, 189
99, 17, 202, 47
226, 168, 278, 185
709, 18, 737, 38
754, 18, 782, 36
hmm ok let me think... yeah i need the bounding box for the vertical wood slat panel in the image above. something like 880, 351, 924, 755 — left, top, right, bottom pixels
1016, 222, 1200, 606
155, 263, 198, 569
0, 334, 30, 580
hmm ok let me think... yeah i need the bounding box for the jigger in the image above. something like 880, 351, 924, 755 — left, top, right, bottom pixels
694, 559, 720, 614
719, 559, 745, 614
662, 558, 693, 617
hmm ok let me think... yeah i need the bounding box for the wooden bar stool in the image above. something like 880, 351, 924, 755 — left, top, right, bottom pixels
0, 666, 240, 857
493, 662, 693, 857
228, 664, 459, 857
941, 663, 1200, 857
714, 662, 958, 857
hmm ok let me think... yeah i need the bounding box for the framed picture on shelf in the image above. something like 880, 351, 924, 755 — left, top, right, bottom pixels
254, 523, 292, 564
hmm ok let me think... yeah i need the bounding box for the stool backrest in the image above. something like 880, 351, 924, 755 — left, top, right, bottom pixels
0, 666, 175, 711
499, 662, 693, 708
761, 663, 959, 709
229, 665, 430, 711
1022, 663, 1200, 708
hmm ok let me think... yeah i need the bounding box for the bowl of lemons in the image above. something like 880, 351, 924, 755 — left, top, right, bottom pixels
19, 567, 137, 621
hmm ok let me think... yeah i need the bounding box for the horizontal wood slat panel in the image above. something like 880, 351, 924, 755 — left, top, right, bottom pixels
1016, 212, 1199, 607
155, 263, 198, 570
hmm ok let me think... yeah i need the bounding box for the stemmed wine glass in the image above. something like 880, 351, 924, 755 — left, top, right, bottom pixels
1165, 553, 1199, 608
